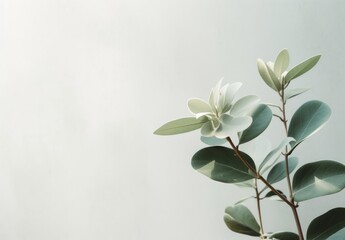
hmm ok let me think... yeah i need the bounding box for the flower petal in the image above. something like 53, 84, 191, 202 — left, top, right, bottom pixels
209, 78, 224, 112
222, 82, 242, 113
219, 115, 253, 136
188, 98, 212, 114
230, 95, 260, 117
218, 83, 229, 112
200, 121, 216, 137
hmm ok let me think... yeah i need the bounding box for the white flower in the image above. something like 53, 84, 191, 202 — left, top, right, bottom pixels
188, 79, 259, 139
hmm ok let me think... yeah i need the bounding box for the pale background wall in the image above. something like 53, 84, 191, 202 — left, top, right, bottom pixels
0, 0, 344, 239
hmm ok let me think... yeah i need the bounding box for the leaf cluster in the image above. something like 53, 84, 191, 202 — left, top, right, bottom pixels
154, 49, 345, 239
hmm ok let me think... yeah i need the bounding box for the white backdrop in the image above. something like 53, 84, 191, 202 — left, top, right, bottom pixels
1, 0, 345, 239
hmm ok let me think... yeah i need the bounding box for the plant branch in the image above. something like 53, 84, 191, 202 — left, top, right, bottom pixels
280, 86, 304, 240
255, 179, 265, 237
225, 137, 294, 208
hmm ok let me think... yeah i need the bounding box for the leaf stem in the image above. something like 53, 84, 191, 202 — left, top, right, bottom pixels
254, 179, 265, 237
280, 86, 304, 240
225, 137, 294, 208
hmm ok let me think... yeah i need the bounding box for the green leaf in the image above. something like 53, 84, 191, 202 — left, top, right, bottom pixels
234, 179, 255, 189
307, 208, 345, 240
154, 117, 208, 135
224, 204, 260, 237
191, 146, 256, 183
293, 160, 345, 202
329, 228, 345, 240
200, 136, 227, 146
264, 189, 286, 201
267, 157, 298, 185
285, 55, 321, 82
239, 104, 272, 144
284, 88, 310, 102
274, 49, 290, 77
288, 100, 331, 147
257, 59, 279, 92
259, 137, 295, 174
267, 65, 282, 91
270, 232, 299, 240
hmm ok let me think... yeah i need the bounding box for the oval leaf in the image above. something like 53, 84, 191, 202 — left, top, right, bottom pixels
264, 189, 286, 201
270, 232, 299, 240
267, 157, 298, 185
285, 55, 321, 82
267, 65, 282, 91
224, 204, 260, 236
230, 95, 260, 117
284, 88, 310, 103
191, 146, 256, 183
200, 136, 227, 146
274, 49, 290, 77
293, 160, 345, 202
307, 208, 345, 240
239, 104, 272, 144
259, 137, 295, 174
288, 100, 331, 147
257, 59, 279, 92
154, 117, 208, 135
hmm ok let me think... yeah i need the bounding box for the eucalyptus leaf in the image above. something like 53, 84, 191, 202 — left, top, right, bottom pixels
293, 160, 345, 202
231, 95, 260, 117
267, 157, 298, 185
264, 190, 286, 201
285, 55, 321, 82
154, 117, 208, 135
284, 88, 310, 102
224, 204, 261, 236
288, 100, 331, 148
270, 232, 299, 240
239, 104, 272, 144
191, 146, 256, 183
274, 49, 290, 77
267, 65, 282, 91
234, 179, 255, 189
328, 228, 345, 240
259, 137, 295, 174
257, 59, 279, 92
234, 196, 254, 205
307, 208, 345, 240
200, 136, 227, 146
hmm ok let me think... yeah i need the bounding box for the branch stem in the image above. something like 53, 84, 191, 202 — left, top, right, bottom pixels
255, 179, 264, 237
281, 86, 304, 240
225, 137, 294, 208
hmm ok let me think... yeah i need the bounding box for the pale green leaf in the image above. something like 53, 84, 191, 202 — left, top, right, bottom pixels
274, 49, 290, 77
307, 208, 345, 240
154, 117, 208, 135
267, 157, 298, 185
267, 64, 282, 91
200, 136, 227, 146
234, 179, 255, 189
224, 204, 260, 236
288, 100, 331, 147
187, 98, 211, 114
234, 196, 254, 205
270, 232, 299, 240
257, 59, 279, 92
230, 95, 260, 117
285, 55, 321, 82
284, 88, 310, 102
259, 137, 295, 174
191, 146, 256, 183
293, 160, 345, 202
239, 104, 272, 144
